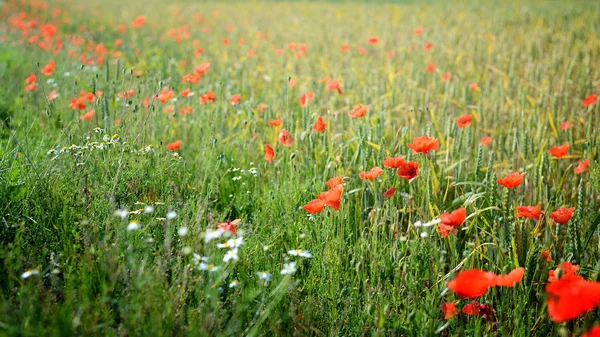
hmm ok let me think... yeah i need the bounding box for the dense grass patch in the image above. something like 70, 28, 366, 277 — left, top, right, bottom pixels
1, 0, 599, 335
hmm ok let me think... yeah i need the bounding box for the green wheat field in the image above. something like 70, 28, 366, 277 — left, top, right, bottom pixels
1, 0, 600, 336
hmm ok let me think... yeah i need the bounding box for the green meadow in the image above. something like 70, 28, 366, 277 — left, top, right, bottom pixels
1, 0, 599, 336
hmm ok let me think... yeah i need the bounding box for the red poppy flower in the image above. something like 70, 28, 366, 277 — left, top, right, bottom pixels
80, 109, 95, 121
182, 73, 201, 84
303, 199, 325, 214
549, 262, 579, 283
156, 88, 174, 104
357, 45, 366, 55
469, 83, 480, 91
582, 325, 600, 337
317, 184, 343, 210
583, 94, 597, 107
41, 60, 55, 76
300, 91, 315, 106
131, 15, 146, 28
180, 89, 191, 97
497, 172, 525, 188
264, 144, 274, 163
441, 302, 458, 319
447, 269, 497, 298
414, 27, 423, 35
516, 204, 543, 220
47, 90, 59, 101
359, 167, 384, 180
541, 249, 552, 262
268, 117, 282, 127
217, 219, 240, 235
424, 42, 433, 50
327, 80, 342, 94
279, 129, 294, 147
546, 273, 600, 323
383, 187, 396, 198
25, 73, 37, 91
313, 116, 326, 132
448, 267, 524, 299
550, 207, 575, 224
257, 103, 268, 112
560, 121, 571, 130
348, 104, 368, 118
166, 140, 182, 151
440, 207, 466, 227
340, 44, 350, 52
325, 176, 344, 189
199, 90, 216, 104
575, 159, 590, 174
437, 223, 458, 238
426, 62, 435, 72
68, 97, 86, 110
367, 36, 379, 44
456, 114, 472, 128
383, 155, 406, 168
397, 161, 418, 181
194, 62, 211, 76
494, 267, 525, 287
288, 79, 296, 88
407, 135, 440, 154
442, 72, 451, 81
480, 136, 492, 146
462, 302, 480, 316
549, 143, 569, 158
80, 91, 95, 102
229, 94, 241, 105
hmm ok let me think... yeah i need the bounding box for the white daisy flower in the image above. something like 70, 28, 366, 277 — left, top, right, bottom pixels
280, 262, 297, 275
144, 205, 154, 213
21, 269, 40, 280
178, 227, 189, 237
257, 271, 271, 282
199, 263, 220, 272
192, 254, 208, 264
115, 209, 129, 220
216, 237, 244, 249
166, 211, 177, 220
204, 228, 225, 243
223, 248, 239, 262
287, 249, 312, 258
127, 221, 141, 231
229, 280, 240, 288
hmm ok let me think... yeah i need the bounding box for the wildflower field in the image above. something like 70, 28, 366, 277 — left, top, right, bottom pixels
1, 0, 600, 335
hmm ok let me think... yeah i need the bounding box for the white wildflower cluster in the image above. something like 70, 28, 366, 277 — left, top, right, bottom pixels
412, 218, 441, 240
45, 132, 177, 163
113, 202, 176, 233
281, 248, 312, 275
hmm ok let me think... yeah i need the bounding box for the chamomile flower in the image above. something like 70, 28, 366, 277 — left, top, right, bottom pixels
287, 249, 312, 258
229, 280, 240, 288
216, 237, 244, 249
199, 263, 220, 272
178, 227, 189, 237
127, 221, 141, 231
192, 254, 209, 264
257, 271, 271, 282
166, 211, 177, 220
114, 209, 128, 219
280, 262, 297, 275
144, 205, 154, 213
204, 228, 225, 243
21, 269, 40, 280
223, 248, 239, 262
